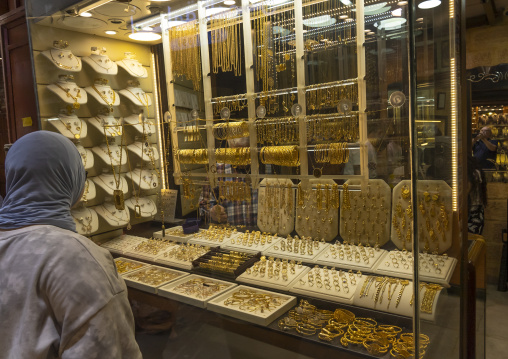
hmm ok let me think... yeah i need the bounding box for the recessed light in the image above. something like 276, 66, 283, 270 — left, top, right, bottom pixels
418, 0, 441, 9
105, 30, 117, 35
80, 12, 92, 17
224, 0, 236, 4
128, 32, 162, 41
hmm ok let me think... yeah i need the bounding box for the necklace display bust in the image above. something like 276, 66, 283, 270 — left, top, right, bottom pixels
82, 47, 118, 75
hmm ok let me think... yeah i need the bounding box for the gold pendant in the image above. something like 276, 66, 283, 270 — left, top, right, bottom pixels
74, 134, 80, 140
113, 190, 125, 210
313, 167, 322, 178
73, 102, 80, 109
135, 204, 142, 218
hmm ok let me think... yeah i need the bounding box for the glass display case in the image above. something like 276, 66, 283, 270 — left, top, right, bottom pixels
24, 0, 474, 358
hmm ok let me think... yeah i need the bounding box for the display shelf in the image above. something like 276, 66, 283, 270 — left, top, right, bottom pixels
207, 285, 297, 326
153, 226, 198, 243
262, 237, 329, 263
122, 265, 189, 294
155, 242, 214, 270
289, 266, 362, 304
314, 243, 387, 272
158, 274, 237, 308
220, 231, 283, 254
114, 257, 149, 275
236, 257, 310, 291
125, 238, 178, 261
100, 234, 145, 255
373, 250, 458, 287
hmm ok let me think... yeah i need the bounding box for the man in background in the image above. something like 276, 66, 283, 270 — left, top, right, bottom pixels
472, 126, 498, 169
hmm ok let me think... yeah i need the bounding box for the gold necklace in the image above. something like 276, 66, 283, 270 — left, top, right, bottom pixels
102, 203, 128, 223
120, 59, 146, 77
71, 208, 93, 234
91, 85, 116, 110
81, 180, 90, 204
54, 83, 81, 109
95, 116, 121, 137
58, 117, 82, 140
89, 55, 115, 72
78, 148, 88, 168
103, 126, 124, 210
124, 88, 150, 116
49, 49, 80, 70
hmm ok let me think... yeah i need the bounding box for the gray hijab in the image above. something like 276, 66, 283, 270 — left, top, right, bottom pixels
0, 131, 85, 232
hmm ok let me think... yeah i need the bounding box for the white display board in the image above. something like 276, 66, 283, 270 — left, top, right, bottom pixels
257, 178, 295, 237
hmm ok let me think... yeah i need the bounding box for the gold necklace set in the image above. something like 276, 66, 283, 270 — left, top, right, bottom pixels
102, 126, 124, 210
255, 117, 298, 145
418, 186, 450, 253
169, 20, 202, 91
210, 10, 242, 76
54, 82, 81, 110
71, 208, 93, 235
124, 88, 150, 116
92, 79, 116, 111
94, 116, 121, 137
59, 117, 82, 140
49, 48, 80, 70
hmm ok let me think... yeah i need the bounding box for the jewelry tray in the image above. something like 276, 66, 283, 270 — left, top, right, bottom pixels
124, 240, 178, 262
206, 285, 297, 326
220, 235, 283, 255
192, 248, 261, 280
121, 265, 189, 294
313, 243, 387, 272
155, 245, 218, 270
158, 274, 237, 308
114, 257, 150, 275
188, 230, 242, 247
236, 261, 310, 291
262, 241, 329, 263
100, 234, 145, 255
153, 226, 198, 243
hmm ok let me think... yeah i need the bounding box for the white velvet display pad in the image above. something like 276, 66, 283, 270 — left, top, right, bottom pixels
125, 168, 159, 191
207, 285, 297, 326
84, 85, 120, 107
153, 226, 198, 243
289, 266, 361, 304
391, 180, 453, 253
237, 261, 310, 291
262, 238, 329, 262
116, 58, 148, 78
257, 178, 295, 236
71, 207, 99, 236
221, 233, 283, 255
295, 180, 339, 241
125, 239, 178, 262
188, 230, 242, 247
158, 274, 237, 309
125, 197, 158, 218
121, 265, 189, 294
373, 250, 458, 287
314, 243, 388, 272
41, 48, 82, 72
76, 145, 94, 171
100, 234, 145, 254
92, 174, 129, 195
352, 275, 440, 321
47, 82, 88, 105
123, 114, 156, 136
127, 141, 160, 163
154, 242, 211, 270
88, 115, 123, 138
340, 179, 391, 246
79, 179, 97, 204
94, 202, 130, 227
91, 143, 127, 167
48, 115, 88, 141
119, 88, 153, 107
114, 257, 149, 275
82, 54, 118, 75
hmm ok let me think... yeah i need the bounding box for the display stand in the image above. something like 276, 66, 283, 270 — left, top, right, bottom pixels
155, 242, 212, 270
295, 180, 339, 241
263, 237, 329, 263
123, 114, 156, 136
158, 274, 237, 308
221, 232, 283, 255
82, 47, 118, 75
237, 259, 310, 290
114, 257, 149, 275
91, 143, 127, 167
88, 114, 123, 138
122, 265, 189, 294
71, 207, 99, 236
125, 168, 159, 191
78, 179, 97, 205
92, 173, 129, 195
314, 243, 387, 272
84, 83, 120, 107
340, 179, 391, 246
116, 53, 148, 78
48, 112, 87, 141
127, 141, 160, 163
76, 144, 94, 171
100, 234, 145, 254
41, 44, 82, 72
257, 178, 295, 236
119, 87, 152, 107
47, 77, 88, 107
125, 196, 158, 219
94, 201, 130, 227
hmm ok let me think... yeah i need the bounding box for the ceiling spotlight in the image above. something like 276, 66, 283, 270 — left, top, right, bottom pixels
128, 31, 162, 41
418, 0, 441, 9
80, 11, 93, 17
105, 30, 117, 35
224, 0, 236, 4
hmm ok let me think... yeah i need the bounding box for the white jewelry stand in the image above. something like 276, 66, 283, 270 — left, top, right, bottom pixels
125, 197, 157, 218
91, 143, 127, 167
125, 168, 159, 190
84, 84, 120, 107
314, 242, 388, 272
89, 115, 123, 138
237, 260, 310, 291
295, 180, 339, 241
82, 48, 118, 75
123, 114, 156, 136
41, 47, 82, 72
71, 207, 99, 236
79, 179, 96, 204
47, 81, 88, 105
352, 275, 441, 321
48, 113, 87, 141
119, 87, 152, 107
391, 180, 453, 253
92, 173, 129, 195
76, 144, 94, 171
340, 179, 391, 246
257, 178, 295, 237
127, 141, 160, 163
94, 201, 130, 227
116, 57, 148, 78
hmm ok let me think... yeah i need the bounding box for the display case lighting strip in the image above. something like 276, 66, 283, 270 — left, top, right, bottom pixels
166, 4, 199, 20
152, 53, 166, 190
133, 15, 165, 30
76, 0, 114, 15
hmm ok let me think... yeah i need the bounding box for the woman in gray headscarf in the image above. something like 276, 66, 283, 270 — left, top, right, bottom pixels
0, 131, 142, 359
